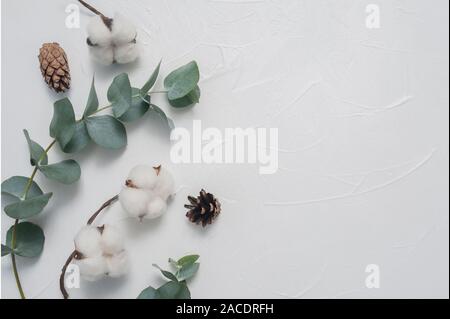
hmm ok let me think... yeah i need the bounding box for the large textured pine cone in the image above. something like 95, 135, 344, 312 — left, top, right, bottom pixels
38, 43, 71, 93
185, 189, 221, 227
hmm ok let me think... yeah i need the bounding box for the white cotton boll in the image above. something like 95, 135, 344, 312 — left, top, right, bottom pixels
111, 13, 137, 45
119, 187, 152, 219
100, 224, 124, 255
145, 196, 167, 219
74, 226, 102, 257
105, 251, 129, 278
76, 256, 107, 282
127, 164, 158, 189
89, 46, 114, 65
154, 167, 175, 201
114, 43, 139, 64
87, 16, 112, 47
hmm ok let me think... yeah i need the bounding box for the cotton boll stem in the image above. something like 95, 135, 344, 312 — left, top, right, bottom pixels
87, 195, 119, 225
78, 0, 105, 17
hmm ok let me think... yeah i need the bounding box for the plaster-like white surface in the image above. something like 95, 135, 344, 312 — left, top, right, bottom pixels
1, 0, 449, 298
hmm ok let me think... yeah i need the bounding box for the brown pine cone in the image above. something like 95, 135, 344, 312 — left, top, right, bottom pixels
185, 189, 221, 227
38, 42, 71, 93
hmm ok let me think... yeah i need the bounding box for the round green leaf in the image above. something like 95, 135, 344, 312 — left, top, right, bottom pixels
177, 254, 200, 267
137, 286, 160, 299
164, 61, 200, 100
63, 121, 91, 153
1, 244, 12, 257
39, 160, 81, 184
141, 60, 162, 95
23, 130, 48, 166
4, 193, 52, 219
149, 104, 174, 132
118, 88, 150, 122
108, 73, 132, 118
2, 176, 43, 200
157, 281, 191, 299
168, 85, 201, 108
6, 222, 45, 257
83, 77, 99, 118
176, 263, 199, 282
50, 98, 76, 148
85, 115, 127, 149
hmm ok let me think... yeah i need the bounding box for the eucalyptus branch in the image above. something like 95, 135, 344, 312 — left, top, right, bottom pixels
2, 60, 200, 299
59, 194, 119, 299
8, 139, 57, 299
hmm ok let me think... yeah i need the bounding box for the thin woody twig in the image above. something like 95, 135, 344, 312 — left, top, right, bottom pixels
78, 0, 104, 16
87, 195, 119, 225
59, 251, 77, 299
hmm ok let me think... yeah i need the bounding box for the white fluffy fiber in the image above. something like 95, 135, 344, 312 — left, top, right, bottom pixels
127, 164, 158, 189
119, 165, 175, 220
105, 251, 129, 278
87, 13, 139, 65
74, 226, 102, 257
111, 14, 137, 45
100, 224, 125, 255
76, 255, 107, 282
73, 225, 129, 281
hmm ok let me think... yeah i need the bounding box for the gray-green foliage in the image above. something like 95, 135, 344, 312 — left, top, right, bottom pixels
137, 254, 200, 299
1, 61, 200, 268
164, 61, 201, 108
5, 222, 45, 257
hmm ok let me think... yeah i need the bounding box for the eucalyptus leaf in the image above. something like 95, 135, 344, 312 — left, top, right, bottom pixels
152, 264, 178, 282
39, 160, 81, 184
108, 73, 132, 118
164, 61, 199, 101
177, 254, 200, 267
85, 116, 127, 149
157, 281, 191, 299
1, 244, 12, 257
149, 104, 175, 132
168, 85, 200, 108
137, 286, 160, 299
1, 176, 43, 200
118, 88, 150, 122
4, 193, 52, 219
176, 262, 199, 282
141, 60, 161, 95
50, 98, 76, 148
63, 121, 91, 153
23, 130, 48, 166
83, 77, 99, 118
6, 222, 45, 257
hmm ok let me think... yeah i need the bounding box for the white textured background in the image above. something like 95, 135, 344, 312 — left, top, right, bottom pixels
1, 0, 449, 299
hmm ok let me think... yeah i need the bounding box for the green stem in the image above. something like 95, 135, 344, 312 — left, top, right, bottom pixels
88, 93, 146, 116
149, 90, 168, 94
90, 104, 112, 115
11, 220, 25, 299
10, 139, 57, 299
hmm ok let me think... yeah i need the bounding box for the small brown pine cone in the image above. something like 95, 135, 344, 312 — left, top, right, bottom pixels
38, 42, 71, 93
185, 189, 221, 227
